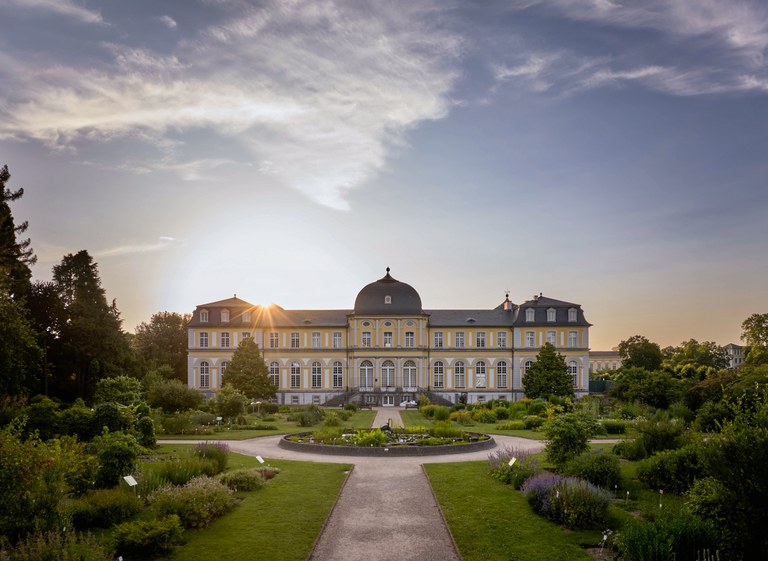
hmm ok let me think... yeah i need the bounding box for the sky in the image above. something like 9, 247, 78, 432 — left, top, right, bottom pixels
1, 0, 767, 351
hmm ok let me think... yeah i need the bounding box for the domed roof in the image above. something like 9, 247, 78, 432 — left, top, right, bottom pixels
354, 268, 423, 315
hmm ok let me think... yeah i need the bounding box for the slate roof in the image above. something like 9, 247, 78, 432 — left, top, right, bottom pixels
426, 309, 516, 327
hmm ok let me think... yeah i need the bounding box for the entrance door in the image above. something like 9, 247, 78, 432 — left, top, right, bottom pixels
382, 395, 395, 406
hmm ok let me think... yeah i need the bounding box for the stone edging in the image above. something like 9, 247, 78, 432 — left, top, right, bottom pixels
278, 432, 496, 457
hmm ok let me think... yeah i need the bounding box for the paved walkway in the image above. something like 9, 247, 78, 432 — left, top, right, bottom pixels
163, 416, 546, 561
370, 406, 404, 428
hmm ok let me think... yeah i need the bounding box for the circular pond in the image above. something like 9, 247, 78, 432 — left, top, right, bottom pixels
278, 428, 496, 457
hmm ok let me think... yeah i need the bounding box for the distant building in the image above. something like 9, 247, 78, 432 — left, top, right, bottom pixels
186, 269, 592, 405
589, 350, 621, 373
724, 343, 745, 369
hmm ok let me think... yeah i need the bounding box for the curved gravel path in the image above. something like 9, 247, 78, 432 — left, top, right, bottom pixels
160, 409, 547, 561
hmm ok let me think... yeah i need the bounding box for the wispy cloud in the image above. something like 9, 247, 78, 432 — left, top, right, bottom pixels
159, 15, 177, 29
0, 0, 460, 210
1, 0, 103, 24
93, 237, 182, 258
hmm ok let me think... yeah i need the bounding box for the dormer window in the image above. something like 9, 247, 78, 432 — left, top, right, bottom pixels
200, 309, 209, 322
221, 309, 230, 322
568, 308, 577, 322
242, 311, 251, 323
525, 308, 535, 322
547, 308, 556, 322
384, 295, 392, 304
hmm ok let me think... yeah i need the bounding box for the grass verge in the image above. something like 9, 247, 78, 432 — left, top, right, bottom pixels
155, 446, 351, 561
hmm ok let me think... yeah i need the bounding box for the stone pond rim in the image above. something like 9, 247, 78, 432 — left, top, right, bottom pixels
278, 432, 496, 457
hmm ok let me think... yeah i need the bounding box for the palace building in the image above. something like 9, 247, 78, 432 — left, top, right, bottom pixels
187, 269, 591, 405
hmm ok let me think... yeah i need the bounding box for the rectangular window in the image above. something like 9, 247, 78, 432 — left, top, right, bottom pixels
547, 330, 557, 345
568, 330, 578, 348
291, 395, 299, 404
332, 331, 342, 348
242, 311, 251, 323
476, 331, 486, 348
434, 331, 443, 348
220, 332, 230, 348
242, 332, 251, 341
332, 363, 343, 388
568, 308, 577, 322
433, 364, 444, 388
405, 331, 415, 348
383, 331, 393, 347
290, 371, 301, 388
497, 331, 507, 348
269, 332, 279, 348
199, 372, 209, 389
311, 332, 321, 348
525, 331, 535, 348
311, 366, 321, 388
290, 332, 300, 349
455, 331, 465, 348
454, 364, 465, 388
362, 331, 372, 347
547, 309, 556, 322
199, 332, 209, 348
497, 362, 508, 388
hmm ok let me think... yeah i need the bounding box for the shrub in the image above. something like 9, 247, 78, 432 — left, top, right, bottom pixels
637, 444, 704, 494
496, 420, 526, 430
296, 406, 324, 427
141, 456, 219, 488
112, 515, 183, 557
344, 403, 358, 412
254, 466, 281, 481
523, 415, 546, 429
693, 400, 732, 432
430, 421, 463, 438
561, 452, 621, 489
353, 429, 388, 447
92, 430, 141, 488
192, 441, 229, 473
600, 419, 627, 434
472, 409, 498, 424
59, 405, 95, 440
493, 407, 510, 420
189, 410, 217, 426
433, 406, 451, 421
313, 426, 343, 444
614, 510, 716, 561
218, 468, 266, 491
149, 477, 237, 528
161, 414, 194, 434
260, 402, 279, 415
70, 488, 143, 528
323, 412, 342, 427
336, 410, 351, 421
613, 438, 647, 461
522, 473, 610, 529
544, 414, 596, 467
508, 401, 527, 418
488, 447, 541, 489
135, 416, 156, 448
0, 531, 113, 561
527, 400, 547, 416
449, 411, 473, 425
420, 404, 437, 418
632, 413, 685, 458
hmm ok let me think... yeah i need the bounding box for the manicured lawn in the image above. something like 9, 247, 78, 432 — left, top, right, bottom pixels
162, 409, 376, 440
424, 461, 605, 561
155, 446, 351, 561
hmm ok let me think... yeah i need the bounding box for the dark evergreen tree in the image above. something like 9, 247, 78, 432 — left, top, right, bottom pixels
0, 291, 42, 396
133, 311, 191, 382
222, 337, 276, 400
522, 342, 574, 399
0, 165, 36, 301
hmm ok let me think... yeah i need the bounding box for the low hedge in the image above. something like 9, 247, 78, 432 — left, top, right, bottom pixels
149, 477, 237, 529
112, 515, 183, 557
70, 488, 143, 528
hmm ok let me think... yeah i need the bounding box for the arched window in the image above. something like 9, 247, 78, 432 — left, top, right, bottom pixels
384, 295, 392, 304
475, 360, 487, 388
360, 360, 374, 389
433, 361, 444, 388
525, 308, 535, 322
475, 361, 486, 376
403, 360, 417, 389
199, 361, 210, 388
221, 309, 230, 322
290, 362, 301, 388
311, 361, 322, 388
200, 309, 209, 322
568, 361, 579, 387
220, 361, 228, 381
454, 361, 465, 388
524, 360, 534, 374
547, 308, 556, 322
269, 362, 280, 387
332, 361, 343, 388
496, 361, 508, 388
382, 360, 395, 387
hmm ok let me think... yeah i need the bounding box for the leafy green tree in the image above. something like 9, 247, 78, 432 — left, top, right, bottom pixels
221, 338, 276, 400
215, 384, 247, 419
147, 379, 203, 413
0, 165, 35, 301
610, 367, 683, 409
50, 250, 133, 400
93, 375, 144, 406
523, 342, 574, 399
0, 290, 42, 396
663, 339, 729, 376
742, 313, 768, 365
133, 311, 190, 382
618, 334, 663, 371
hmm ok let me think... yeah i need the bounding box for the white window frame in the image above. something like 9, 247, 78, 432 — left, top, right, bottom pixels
568, 330, 578, 348
290, 332, 300, 349
332, 331, 342, 348
199, 332, 209, 348
569, 360, 578, 387
454, 361, 465, 388
311, 332, 321, 349
496, 361, 508, 388
497, 331, 507, 349
221, 309, 230, 323
434, 331, 443, 348
546, 330, 557, 345
269, 332, 279, 348
568, 308, 577, 322
383, 331, 393, 347
455, 331, 465, 348
290, 362, 301, 388
547, 308, 556, 322
200, 309, 209, 323
525, 308, 535, 322
360, 360, 374, 389
220, 331, 230, 348
242, 332, 251, 341
405, 331, 415, 348
476, 331, 486, 348
524, 360, 534, 373
269, 362, 280, 387
362, 331, 372, 347
332, 361, 343, 388
433, 361, 444, 388
403, 360, 417, 388
525, 331, 535, 348
242, 311, 251, 323
199, 361, 210, 388
311, 361, 322, 388
382, 360, 395, 387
